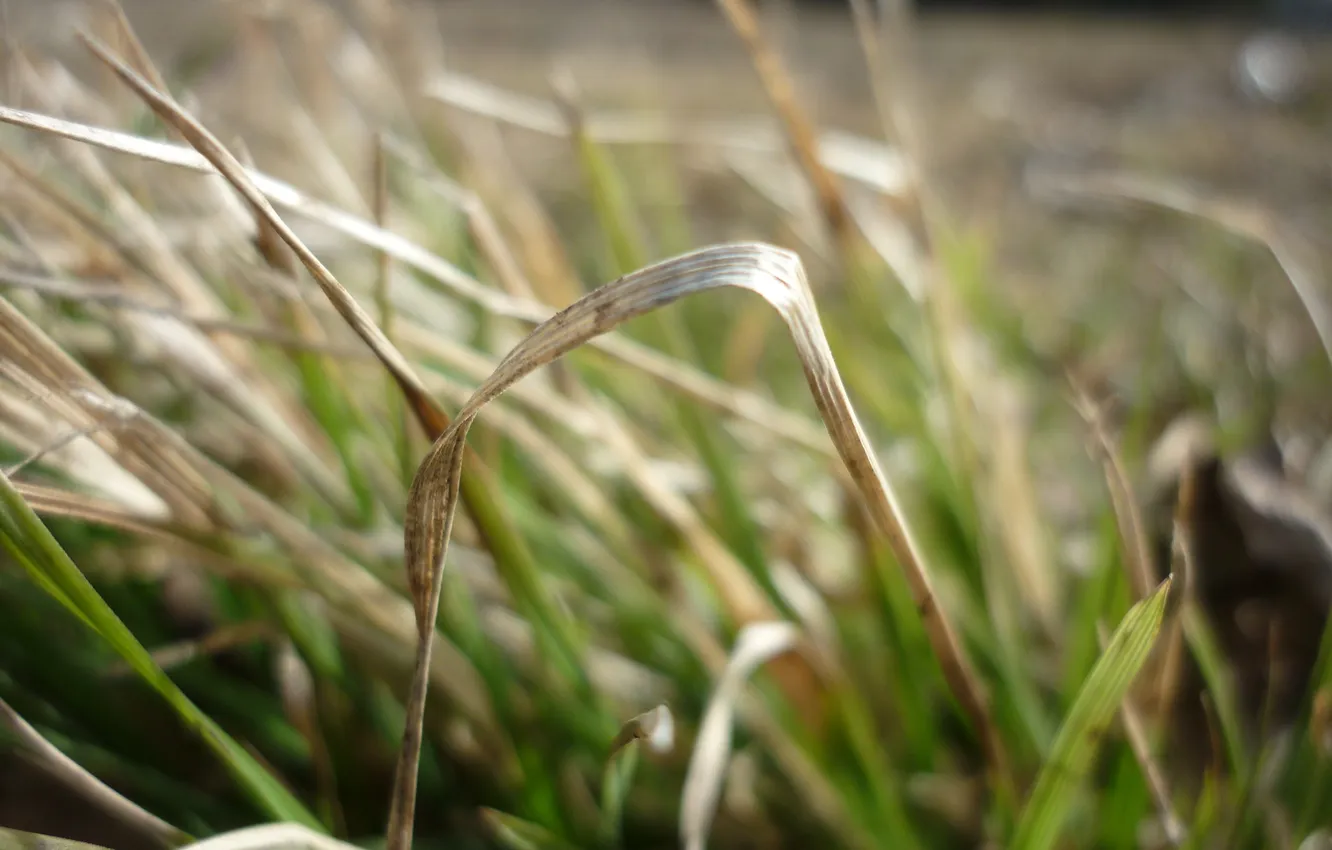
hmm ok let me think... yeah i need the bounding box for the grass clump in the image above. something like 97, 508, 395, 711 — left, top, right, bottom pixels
1, 2, 1331, 850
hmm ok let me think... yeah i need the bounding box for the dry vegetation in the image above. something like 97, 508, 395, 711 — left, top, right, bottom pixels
0, 1, 1331, 850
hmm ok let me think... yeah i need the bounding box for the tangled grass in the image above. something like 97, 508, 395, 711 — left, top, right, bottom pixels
1, 2, 1331, 849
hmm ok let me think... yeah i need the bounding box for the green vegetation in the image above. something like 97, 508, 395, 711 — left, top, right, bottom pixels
0, 2, 1330, 850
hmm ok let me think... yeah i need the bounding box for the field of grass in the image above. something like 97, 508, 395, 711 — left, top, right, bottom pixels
1, 1, 1331, 849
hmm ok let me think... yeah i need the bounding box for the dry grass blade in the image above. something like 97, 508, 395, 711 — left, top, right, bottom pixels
9, 481, 301, 589
10, 53, 348, 499
105, 622, 276, 677
371, 133, 396, 339
0, 309, 216, 530
0, 696, 191, 848
98, 0, 169, 91
94, 0, 181, 144
10, 481, 194, 538
0, 105, 830, 455
380, 134, 535, 300
70, 45, 553, 775
1072, 382, 1182, 834
680, 622, 799, 850
73, 33, 447, 435
4, 418, 127, 480
392, 242, 1002, 845
450, 119, 585, 308
608, 704, 676, 762
0, 831, 115, 850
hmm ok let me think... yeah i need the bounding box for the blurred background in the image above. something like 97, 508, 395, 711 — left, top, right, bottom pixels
9, 0, 1328, 301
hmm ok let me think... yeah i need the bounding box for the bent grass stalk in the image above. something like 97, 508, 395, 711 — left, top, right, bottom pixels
394, 241, 995, 849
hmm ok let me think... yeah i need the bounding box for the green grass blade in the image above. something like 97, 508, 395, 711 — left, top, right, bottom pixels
1011, 575, 1174, 850
0, 471, 322, 830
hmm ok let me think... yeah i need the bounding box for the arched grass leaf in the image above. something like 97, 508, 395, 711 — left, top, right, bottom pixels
390, 240, 999, 849
1011, 575, 1175, 850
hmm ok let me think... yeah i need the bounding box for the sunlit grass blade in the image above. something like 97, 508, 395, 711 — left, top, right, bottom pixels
1011, 575, 1175, 850
177, 824, 361, 850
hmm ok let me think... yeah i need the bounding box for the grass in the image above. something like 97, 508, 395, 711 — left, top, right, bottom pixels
0, 1, 1331, 849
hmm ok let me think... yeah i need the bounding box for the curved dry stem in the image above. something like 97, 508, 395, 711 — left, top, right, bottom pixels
388, 242, 1004, 850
